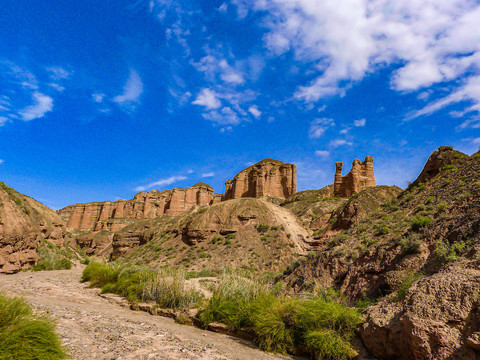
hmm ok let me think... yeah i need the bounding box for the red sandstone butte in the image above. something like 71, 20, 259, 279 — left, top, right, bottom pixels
334, 156, 376, 197
59, 182, 216, 231
223, 158, 297, 200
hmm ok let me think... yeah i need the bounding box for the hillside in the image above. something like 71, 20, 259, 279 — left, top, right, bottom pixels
282, 146, 480, 359
111, 198, 311, 271
0, 182, 66, 273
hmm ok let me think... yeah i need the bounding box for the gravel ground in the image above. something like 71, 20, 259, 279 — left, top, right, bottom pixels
0, 267, 298, 360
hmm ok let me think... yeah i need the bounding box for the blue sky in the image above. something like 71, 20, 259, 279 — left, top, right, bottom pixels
1, 0, 480, 209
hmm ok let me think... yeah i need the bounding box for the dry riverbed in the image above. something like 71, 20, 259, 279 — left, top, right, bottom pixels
0, 266, 298, 360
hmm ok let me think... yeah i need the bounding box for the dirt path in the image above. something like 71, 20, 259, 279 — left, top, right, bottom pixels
0, 267, 298, 360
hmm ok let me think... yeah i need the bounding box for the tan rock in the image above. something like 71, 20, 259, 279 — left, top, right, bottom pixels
60, 183, 215, 231
334, 156, 376, 197
0, 181, 66, 273
223, 158, 296, 200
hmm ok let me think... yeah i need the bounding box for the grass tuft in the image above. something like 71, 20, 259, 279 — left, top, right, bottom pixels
0, 293, 67, 360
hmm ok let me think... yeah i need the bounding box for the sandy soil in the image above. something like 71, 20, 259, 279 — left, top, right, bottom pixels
0, 267, 299, 360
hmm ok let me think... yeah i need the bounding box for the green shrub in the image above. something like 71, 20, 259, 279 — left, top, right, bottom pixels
442, 164, 457, 172
33, 246, 73, 271
197, 271, 362, 359
399, 236, 422, 254
0, 293, 67, 360
425, 196, 435, 204
394, 271, 423, 302
436, 201, 448, 212
410, 216, 432, 231
305, 329, 357, 360
82, 262, 203, 309
434, 240, 465, 263
257, 224, 270, 233
211, 236, 222, 244
225, 233, 236, 240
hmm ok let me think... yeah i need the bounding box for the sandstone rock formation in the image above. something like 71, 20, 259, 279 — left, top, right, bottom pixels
223, 159, 296, 200
360, 265, 480, 360
410, 146, 464, 187
334, 156, 376, 197
0, 182, 65, 273
111, 198, 310, 270
59, 182, 215, 231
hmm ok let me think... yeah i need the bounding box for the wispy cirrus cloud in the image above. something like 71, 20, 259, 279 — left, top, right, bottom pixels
113, 69, 143, 112
247, 0, 480, 122
309, 118, 335, 139
0, 61, 59, 123
135, 175, 187, 192
201, 172, 215, 178
19, 92, 53, 121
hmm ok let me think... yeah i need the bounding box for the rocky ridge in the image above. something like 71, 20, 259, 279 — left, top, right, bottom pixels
0, 182, 66, 273
282, 146, 480, 359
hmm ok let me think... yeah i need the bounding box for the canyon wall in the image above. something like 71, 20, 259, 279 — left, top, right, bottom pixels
223, 158, 297, 200
59, 183, 215, 231
334, 156, 376, 197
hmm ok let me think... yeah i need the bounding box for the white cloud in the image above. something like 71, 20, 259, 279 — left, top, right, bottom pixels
248, 105, 261, 119
47, 66, 70, 80
201, 172, 215, 178
309, 118, 335, 139
315, 150, 330, 157
202, 107, 240, 125
354, 118, 366, 127
19, 92, 53, 121
251, 0, 480, 117
113, 69, 143, 110
0, 159, 3, 165
218, 3, 227, 12
0, 116, 8, 126
192, 88, 222, 109
330, 139, 353, 148
220, 126, 233, 133
92, 93, 105, 103
47, 83, 65, 92
135, 175, 187, 192
472, 138, 480, 145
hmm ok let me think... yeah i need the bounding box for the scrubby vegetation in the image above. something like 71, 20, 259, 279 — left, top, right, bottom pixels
0, 293, 67, 360
32, 241, 78, 271
197, 271, 362, 359
82, 262, 203, 309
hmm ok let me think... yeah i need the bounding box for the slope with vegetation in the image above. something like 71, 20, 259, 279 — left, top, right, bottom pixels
0, 182, 66, 273
110, 198, 311, 272
282, 146, 480, 359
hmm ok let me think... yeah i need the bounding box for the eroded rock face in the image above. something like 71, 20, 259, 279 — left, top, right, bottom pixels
360, 265, 480, 360
59, 182, 215, 231
0, 182, 66, 273
334, 156, 376, 197
223, 159, 296, 200
411, 146, 463, 187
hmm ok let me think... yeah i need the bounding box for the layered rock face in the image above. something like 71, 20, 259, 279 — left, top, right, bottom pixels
334, 156, 376, 197
223, 159, 296, 200
60, 183, 215, 231
0, 182, 65, 273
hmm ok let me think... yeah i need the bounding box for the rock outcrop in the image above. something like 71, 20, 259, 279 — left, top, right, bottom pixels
360, 265, 480, 360
334, 156, 376, 197
223, 159, 296, 200
111, 198, 310, 270
0, 182, 65, 273
59, 183, 215, 231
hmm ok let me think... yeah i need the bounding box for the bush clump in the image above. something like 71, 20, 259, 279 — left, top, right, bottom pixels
33, 246, 73, 271
82, 262, 203, 309
0, 293, 67, 359
410, 216, 432, 232
197, 271, 362, 359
